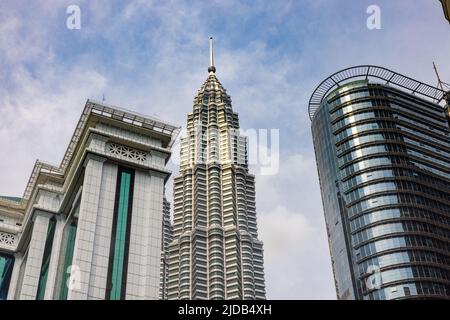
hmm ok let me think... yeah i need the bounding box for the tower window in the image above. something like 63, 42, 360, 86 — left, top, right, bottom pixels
105, 167, 135, 300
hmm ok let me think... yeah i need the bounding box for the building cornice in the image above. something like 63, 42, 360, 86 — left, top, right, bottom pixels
18, 100, 181, 206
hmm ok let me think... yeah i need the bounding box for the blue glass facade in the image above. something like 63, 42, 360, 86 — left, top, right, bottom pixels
312, 80, 450, 300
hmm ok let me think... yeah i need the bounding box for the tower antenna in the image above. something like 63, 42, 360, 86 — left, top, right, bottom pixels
433, 62, 450, 92
208, 37, 216, 73
433, 62, 450, 126
433, 62, 450, 99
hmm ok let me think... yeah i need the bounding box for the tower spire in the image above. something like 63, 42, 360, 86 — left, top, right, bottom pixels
208, 36, 216, 73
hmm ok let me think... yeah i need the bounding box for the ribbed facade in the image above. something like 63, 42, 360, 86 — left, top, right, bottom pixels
167, 70, 266, 300
311, 74, 450, 300
160, 197, 172, 300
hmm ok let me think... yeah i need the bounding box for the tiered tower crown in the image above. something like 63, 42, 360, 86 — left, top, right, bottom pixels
167, 38, 266, 300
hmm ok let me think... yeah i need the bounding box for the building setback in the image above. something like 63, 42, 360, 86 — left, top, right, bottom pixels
309, 65, 450, 300
0, 100, 179, 300
167, 38, 266, 300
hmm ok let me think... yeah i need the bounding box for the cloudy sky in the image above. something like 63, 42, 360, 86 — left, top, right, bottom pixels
1, 0, 449, 299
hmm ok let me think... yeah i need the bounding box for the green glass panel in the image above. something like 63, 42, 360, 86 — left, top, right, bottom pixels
0, 255, 14, 300
110, 171, 131, 300
59, 222, 77, 300
0, 257, 6, 299
0, 258, 5, 278
36, 217, 57, 300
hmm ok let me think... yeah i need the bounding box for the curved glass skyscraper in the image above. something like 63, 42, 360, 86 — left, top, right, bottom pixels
309, 66, 450, 300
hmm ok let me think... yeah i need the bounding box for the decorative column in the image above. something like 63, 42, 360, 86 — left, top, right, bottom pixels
86, 161, 118, 299
67, 154, 106, 300
18, 211, 51, 300
125, 169, 166, 299
6, 253, 22, 300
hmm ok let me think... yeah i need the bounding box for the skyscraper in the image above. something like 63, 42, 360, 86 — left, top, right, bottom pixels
167, 38, 266, 300
309, 65, 450, 300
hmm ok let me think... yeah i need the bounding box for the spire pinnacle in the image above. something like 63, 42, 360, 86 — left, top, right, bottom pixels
208, 36, 216, 73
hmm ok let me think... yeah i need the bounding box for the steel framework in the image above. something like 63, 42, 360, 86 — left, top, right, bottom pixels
308, 65, 446, 121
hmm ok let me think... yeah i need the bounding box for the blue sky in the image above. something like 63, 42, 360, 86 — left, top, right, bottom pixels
1, 0, 449, 299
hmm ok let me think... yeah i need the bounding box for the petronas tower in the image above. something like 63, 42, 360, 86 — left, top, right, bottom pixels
167, 38, 266, 300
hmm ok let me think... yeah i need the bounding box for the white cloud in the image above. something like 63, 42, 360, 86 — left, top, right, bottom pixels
260, 205, 312, 260
255, 154, 335, 299
0, 63, 107, 196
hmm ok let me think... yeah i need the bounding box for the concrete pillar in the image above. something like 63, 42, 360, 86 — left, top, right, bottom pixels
19, 212, 51, 300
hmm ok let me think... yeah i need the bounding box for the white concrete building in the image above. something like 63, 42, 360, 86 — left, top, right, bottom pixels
0, 100, 179, 300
